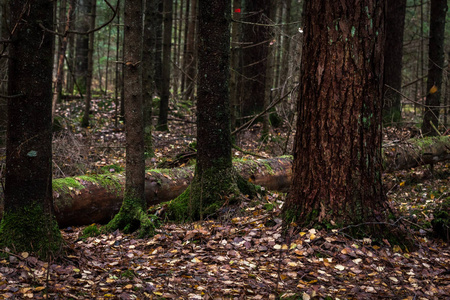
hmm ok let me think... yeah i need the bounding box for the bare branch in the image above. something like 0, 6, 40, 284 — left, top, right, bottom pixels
39, 0, 119, 37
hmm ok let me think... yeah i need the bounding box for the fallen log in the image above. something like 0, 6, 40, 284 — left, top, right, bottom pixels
383, 136, 450, 172
0, 157, 292, 227
0, 136, 449, 227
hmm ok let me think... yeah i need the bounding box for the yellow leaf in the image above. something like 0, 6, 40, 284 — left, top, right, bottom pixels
34, 287, 46, 292
399, 181, 405, 187
429, 85, 438, 94
393, 245, 403, 253
21, 252, 29, 259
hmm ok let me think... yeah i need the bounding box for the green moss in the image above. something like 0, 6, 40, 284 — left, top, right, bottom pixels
261, 161, 275, 175
282, 206, 299, 225
121, 269, 136, 280
77, 174, 123, 196
264, 203, 274, 211
82, 224, 101, 239
103, 193, 159, 238
167, 164, 258, 222
52, 177, 85, 194
0, 203, 63, 259
432, 199, 450, 242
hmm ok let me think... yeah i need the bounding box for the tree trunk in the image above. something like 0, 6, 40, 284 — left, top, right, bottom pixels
154, 0, 163, 97
240, 0, 271, 119
283, 0, 393, 237
143, 0, 159, 153
262, 2, 276, 139
168, 0, 256, 221
382, 0, 406, 125
156, 0, 173, 131
229, 0, 242, 129
105, 0, 155, 237
81, 0, 96, 128
1, 0, 63, 258
75, 0, 91, 94
182, 0, 197, 101
0, 0, 9, 146
422, 0, 448, 135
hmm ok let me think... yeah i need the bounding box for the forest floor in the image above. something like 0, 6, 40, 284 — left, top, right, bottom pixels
0, 96, 449, 299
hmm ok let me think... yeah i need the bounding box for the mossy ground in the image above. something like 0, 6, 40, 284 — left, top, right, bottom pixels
431, 198, 450, 241
0, 203, 63, 259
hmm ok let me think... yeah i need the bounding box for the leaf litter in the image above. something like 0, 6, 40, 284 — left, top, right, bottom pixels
0, 191, 448, 299
0, 99, 449, 299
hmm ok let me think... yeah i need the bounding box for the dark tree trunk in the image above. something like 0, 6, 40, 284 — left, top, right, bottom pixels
382, 0, 406, 125
75, 0, 91, 94
422, 0, 448, 136
66, 20, 76, 95
156, 0, 173, 131
182, 0, 197, 101
0, 0, 9, 146
81, 0, 96, 128
180, 0, 190, 94
52, 0, 67, 118
143, 0, 159, 153
283, 0, 392, 235
1, 0, 62, 258
230, 0, 242, 129
105, 0, 155, 237
168, 0, 256, 221
240, 0, 271, 119
154, 0, 163, 97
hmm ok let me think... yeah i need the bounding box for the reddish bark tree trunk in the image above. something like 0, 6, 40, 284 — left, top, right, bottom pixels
284, 0, 387, 230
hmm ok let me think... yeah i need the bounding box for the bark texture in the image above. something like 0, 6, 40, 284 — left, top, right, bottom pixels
422, 0, 448, 135
284, 0, 388, 232
156, 0, 173, 131
1, 0, 62, 258
168, 0, 259, 221
240, 0, 271, 118
382, 0, 406, 125
105, 0, 155, 237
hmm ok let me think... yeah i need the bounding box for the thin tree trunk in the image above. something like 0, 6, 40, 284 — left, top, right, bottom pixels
114, 2, 121, 127
75, 0, 90, 94
382, 0, 406, 125
230, 0, 242, 129
422, 0, 448, 135
180, 0, 190, 94
182, 0, 197, 101
105, 0, 155, 237
53, 0, 76, 119
105, 24, 112, 95
262, 3, 276, 139
241, 0, 271, 119
156, 0, 173, 131
81, 0, 97, 128
154, 0, 163, 97
143, 0, 159, 153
